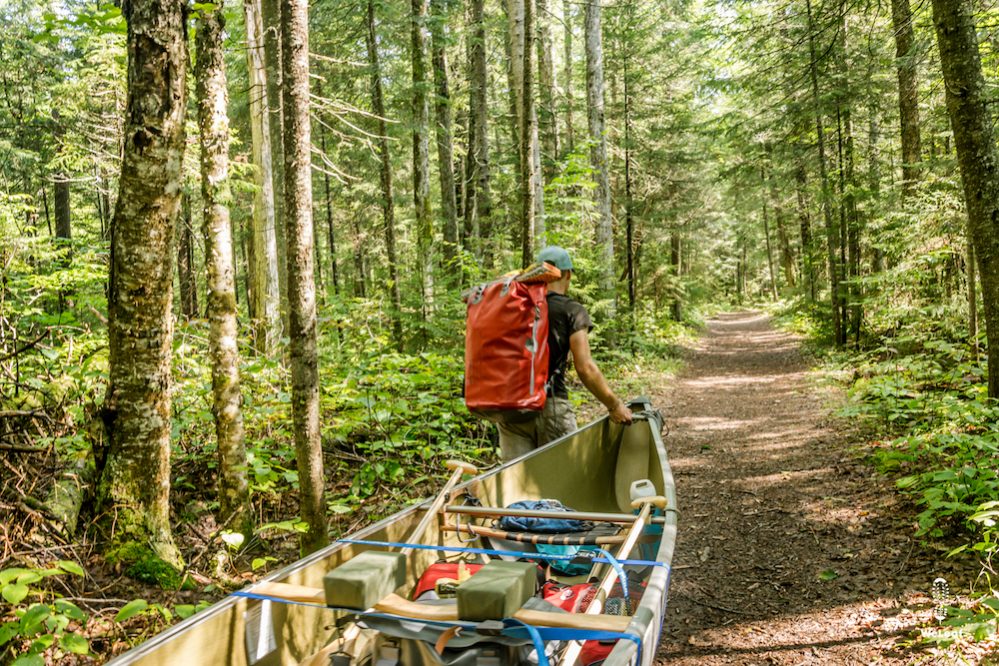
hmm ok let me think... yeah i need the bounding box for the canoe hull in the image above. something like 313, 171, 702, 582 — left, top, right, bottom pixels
106, 398, 677, 666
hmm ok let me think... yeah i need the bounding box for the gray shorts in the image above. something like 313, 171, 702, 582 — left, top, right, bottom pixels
496, 397, 578, 461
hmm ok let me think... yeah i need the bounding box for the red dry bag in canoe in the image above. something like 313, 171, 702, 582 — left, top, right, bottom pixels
464, 276, 550, 424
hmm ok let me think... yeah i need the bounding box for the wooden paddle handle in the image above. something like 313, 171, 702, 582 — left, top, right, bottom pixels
630, 495, 667, 510
445, 459, 478, 476
401, 460, 476, 555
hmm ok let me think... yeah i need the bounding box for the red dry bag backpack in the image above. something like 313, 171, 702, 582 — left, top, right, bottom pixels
464, 266, 559, 424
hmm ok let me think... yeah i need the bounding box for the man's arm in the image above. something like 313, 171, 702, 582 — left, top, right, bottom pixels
568, 329, 633, 424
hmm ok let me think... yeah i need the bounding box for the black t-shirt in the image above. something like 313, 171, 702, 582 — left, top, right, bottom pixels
546, 292, 593, 398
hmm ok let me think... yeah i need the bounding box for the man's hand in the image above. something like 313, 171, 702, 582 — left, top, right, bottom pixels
609, 400, 633, 424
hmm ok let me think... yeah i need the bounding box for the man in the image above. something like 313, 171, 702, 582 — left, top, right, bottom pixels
498, 246, 633, 460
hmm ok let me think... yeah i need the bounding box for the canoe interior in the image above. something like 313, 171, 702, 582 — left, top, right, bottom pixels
106, 399, 677, 666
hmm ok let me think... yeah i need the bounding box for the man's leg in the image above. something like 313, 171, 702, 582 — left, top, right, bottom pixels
539, 397, 578, 446
496, 417, 539, 461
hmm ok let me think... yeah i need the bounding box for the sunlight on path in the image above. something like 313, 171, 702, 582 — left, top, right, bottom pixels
655, 311, 930, 666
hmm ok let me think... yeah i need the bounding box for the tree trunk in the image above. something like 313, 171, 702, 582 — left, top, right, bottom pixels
794, 160, 815, 302
178, 196, 198, 318
367, 0, 403, 350
670, 231, 681, 321
242, 0, 282, 354
195, 8, 251, 538
100, 0, 186, 569
761, 167, 778, 300
54, 175, 70, 240
766, 149, 795, 288
537, 0, 559, 177
430, 0, 458, 273
968, 232, 979, 358
281, 0, 327, 554
464, 0, 492, 261
319, 127, 339, 297
562, 0, 574, 155
412, 0, 434, 318
261, 0, 288, 312
932, 0, 999, 398
623, 42, 634, 312
805, 0, 843, 345
520, 0, 538, 266
838, 11, 862, 344
585, 0, 614, 312
892, 0, 921, 196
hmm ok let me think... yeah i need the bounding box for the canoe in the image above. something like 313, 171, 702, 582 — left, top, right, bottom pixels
105, 397, 677, 666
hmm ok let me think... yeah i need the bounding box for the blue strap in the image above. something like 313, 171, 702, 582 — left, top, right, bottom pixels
338, 538, 667, 569
594, 548, 628, 606
507, 624, 643, 664
231, 590, 643, 662
501, 619, 549, 666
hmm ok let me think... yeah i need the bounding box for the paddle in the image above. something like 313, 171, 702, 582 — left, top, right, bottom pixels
401, 459, 477, 555
560, 494, 667, 665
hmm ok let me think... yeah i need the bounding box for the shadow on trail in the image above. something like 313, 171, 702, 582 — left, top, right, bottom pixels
655, 311, 932, 665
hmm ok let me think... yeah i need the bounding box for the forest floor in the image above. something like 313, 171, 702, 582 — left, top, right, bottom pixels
652, 311, 988, 665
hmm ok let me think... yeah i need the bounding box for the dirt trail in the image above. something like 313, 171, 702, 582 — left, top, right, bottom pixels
652, 312, 962, 665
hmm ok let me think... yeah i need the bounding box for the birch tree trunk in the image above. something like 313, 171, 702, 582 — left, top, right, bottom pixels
892, 0, 921, 196
366, 0, 404, 350
242, 0, 282, 354
281, 0, 327, 554
430, 0, 458, 272
585, 0, 615, 312
195, 7, 251, 538
562, 0, 575, 155
931, 0, 999, 398
537, 0, 559, 178
100, 0, 186, 568
261, 0, 288, 310
412, 0, 434, 313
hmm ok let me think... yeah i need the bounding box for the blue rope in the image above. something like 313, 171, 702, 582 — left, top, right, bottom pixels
337, 538, 667, 569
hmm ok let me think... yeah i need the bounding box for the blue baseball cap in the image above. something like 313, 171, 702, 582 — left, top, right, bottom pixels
537, 245, 573, 271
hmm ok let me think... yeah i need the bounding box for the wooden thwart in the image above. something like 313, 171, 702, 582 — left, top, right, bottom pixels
249, 582, 633, 633
444, 504, 667, 525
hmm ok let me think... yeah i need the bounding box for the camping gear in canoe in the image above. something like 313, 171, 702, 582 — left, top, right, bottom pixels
103, 397, 676, 666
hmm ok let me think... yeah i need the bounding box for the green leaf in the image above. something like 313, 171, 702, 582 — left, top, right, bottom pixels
54, 600, 86, 622
818, 569, 839, 582
0, 569, 29, 585
115, 599, 148, 623
0, 623, 17, 647
175, 604, 196, 620
12, 654, 44, 666
56, 560, 85, 577
19, 604, 50, 634
3, 583, 29, 604
61, 632, 89, 654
